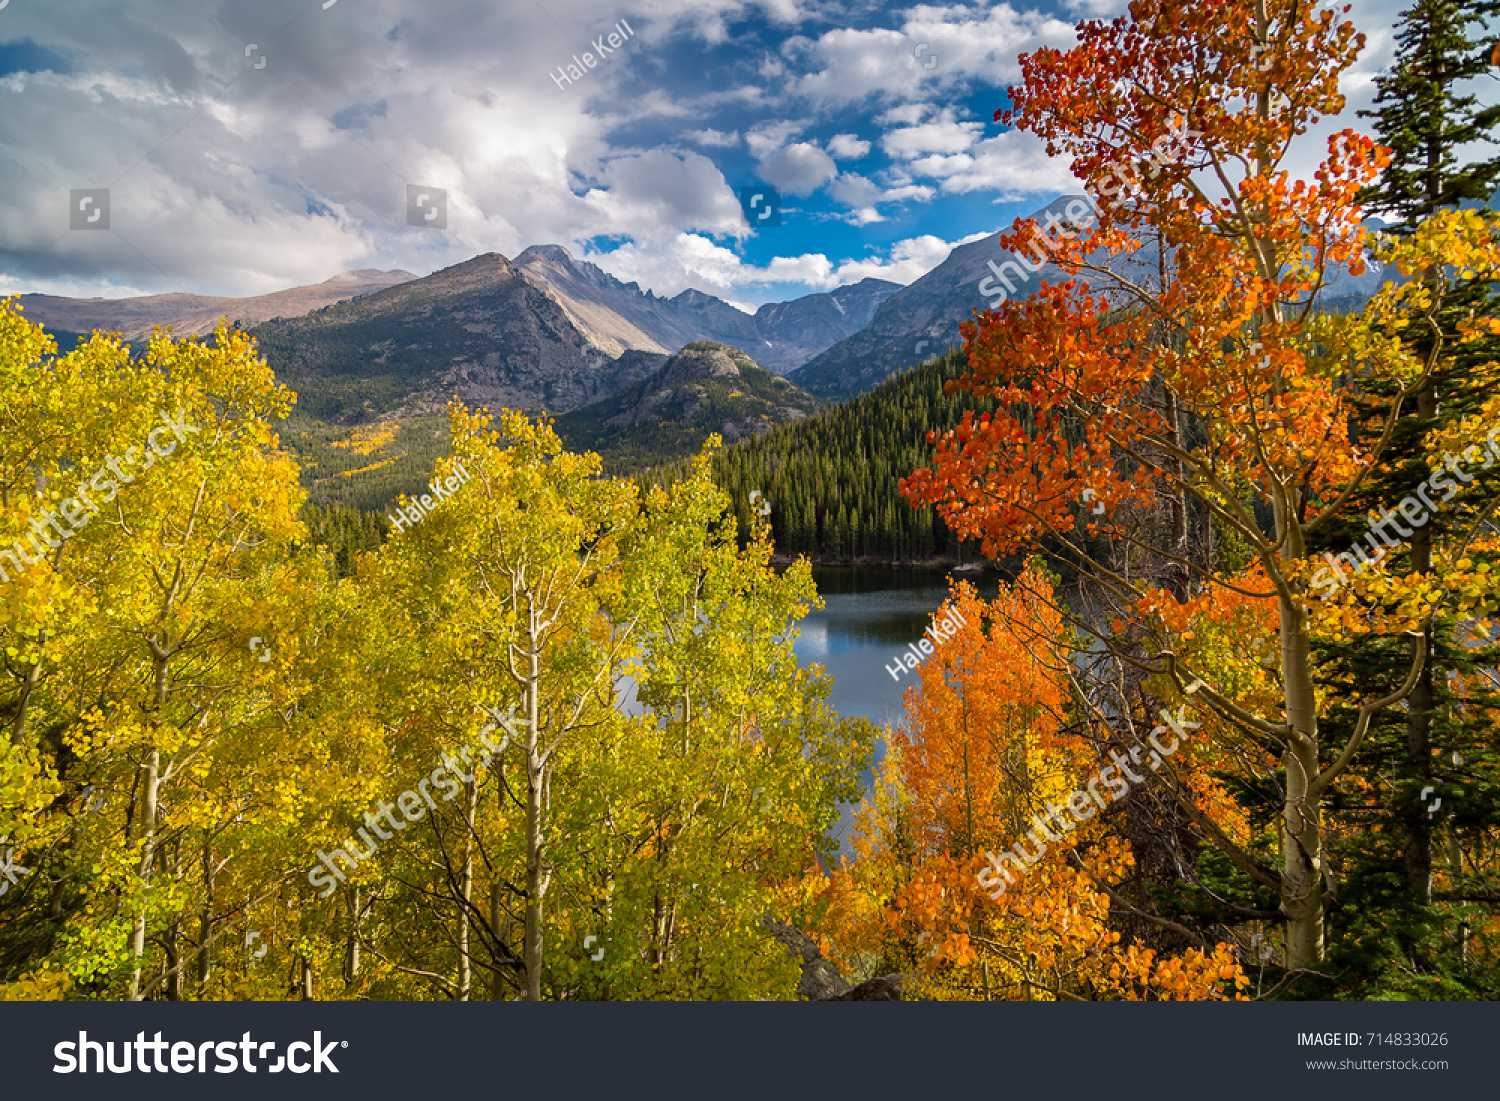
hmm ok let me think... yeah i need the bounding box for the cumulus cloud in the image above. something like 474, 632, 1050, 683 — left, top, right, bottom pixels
910, 130, 1070, 195
880, 106, 985, 159
827, 172, 885, 223
826, 133, 871, 159
580, 150, 747, 243
0, 0, 1453, 306
745, 118, 805, 158
755, 141, 838, 195
789, 4, 1077, 107
1062, 0, 1129, 16
828, 172, 882, 207
0, 0, 804, 297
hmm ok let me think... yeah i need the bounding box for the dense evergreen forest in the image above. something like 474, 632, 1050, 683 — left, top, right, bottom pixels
281, 413, 452, 514
655, 349, 993, 564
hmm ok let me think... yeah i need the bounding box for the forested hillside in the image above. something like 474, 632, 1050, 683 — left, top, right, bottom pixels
282, 414, 451, 513
555, 342, 821, 474
656, 348, 993, 564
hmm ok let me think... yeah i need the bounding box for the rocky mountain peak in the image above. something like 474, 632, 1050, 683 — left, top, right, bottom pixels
660, 341, 748, 385
515, 244, 575, 265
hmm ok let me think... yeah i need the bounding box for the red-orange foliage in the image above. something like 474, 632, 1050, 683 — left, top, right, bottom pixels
811, 571, 1247, 999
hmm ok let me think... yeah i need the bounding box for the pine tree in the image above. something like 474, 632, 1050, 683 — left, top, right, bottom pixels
1330, 0, 1500, 937
1359, 0, 1500, 225
1292, 0, 1500, 993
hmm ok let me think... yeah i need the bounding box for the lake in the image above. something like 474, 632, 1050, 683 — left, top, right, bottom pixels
797, 566, 1000, 852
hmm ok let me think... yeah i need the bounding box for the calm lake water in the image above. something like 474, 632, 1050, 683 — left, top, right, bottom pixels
797, 566, 1000, 852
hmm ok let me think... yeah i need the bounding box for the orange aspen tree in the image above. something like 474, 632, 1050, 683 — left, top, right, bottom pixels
902, 0, 1500, 970
814, 576, 1247, 999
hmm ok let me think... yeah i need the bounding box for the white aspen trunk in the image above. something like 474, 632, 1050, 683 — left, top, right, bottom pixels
458, 778, 477, 1000
196, 845, 214, 989
126, 748, 160, 1001
522, 610, 546, 1001
1279, 515, 1325, 967
344, 885, 361, 990
491, 878, 510, 1000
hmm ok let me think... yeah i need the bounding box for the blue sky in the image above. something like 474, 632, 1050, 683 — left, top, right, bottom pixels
0, 0, 1447, 308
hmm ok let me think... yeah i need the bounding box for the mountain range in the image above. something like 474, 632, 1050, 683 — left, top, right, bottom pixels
791, 195, 1392, 400
12, 197, 1395, 427
15, 269, 418, 343
514, 245, 897, 372
239, 246, 904, 419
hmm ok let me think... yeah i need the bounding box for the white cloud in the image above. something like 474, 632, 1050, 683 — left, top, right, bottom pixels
789, 4, 1078, 107
0, 0, 797, 296
0, 0, 1450, 310
914, 130, 1069, 195
579, 150, 747, 244
880, 107, 984, 159
828, 172, 881, 207
877, 103, 930, 127
829, 232, 985, 285
758, 53, 788, 79
745, 119, 805, 158
880, 183, 938, 202
0, 274, 156, 300
586, 228, 992, 305
755, 141, 838, 196
827, 172, 884, 223
826, 133, 871, 159
685, 128, 741, 147
1062, 0, 1129, 16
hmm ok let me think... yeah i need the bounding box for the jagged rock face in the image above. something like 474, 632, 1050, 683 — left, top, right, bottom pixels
514, 245, 899, 373
763, 920, 853, 1000
597, 342, 806, 431
659, 343, 743, 386
244, 254, 642, 421
751, 278, 898, 364
762, 919, 904, 1001
553, 340, 821, 464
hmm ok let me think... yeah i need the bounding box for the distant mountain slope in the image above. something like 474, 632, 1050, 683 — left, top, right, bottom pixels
751, 278, 900, 368
515, 244, 897, 372
554, 341, 820, 473
791, 195, 1393, 401
788, 197, 1117, 401
245, 253, 663, 422
15, 269, 416, 342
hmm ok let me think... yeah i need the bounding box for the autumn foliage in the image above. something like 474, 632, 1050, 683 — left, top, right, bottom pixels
812, 572, 1248, 1000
